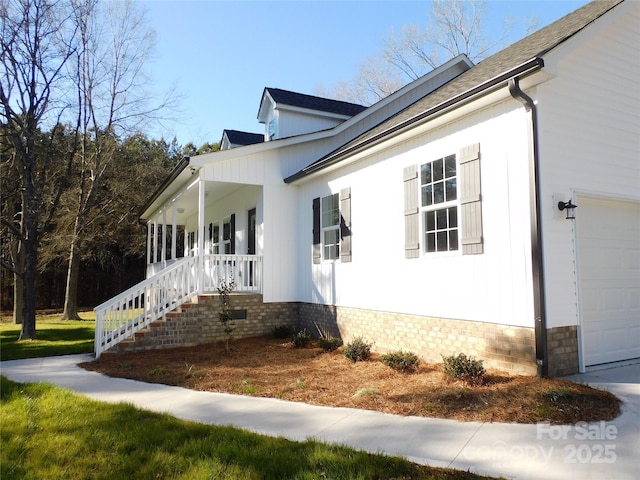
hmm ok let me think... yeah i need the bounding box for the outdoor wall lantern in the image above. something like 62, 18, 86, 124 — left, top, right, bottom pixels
558, 200, 578, 220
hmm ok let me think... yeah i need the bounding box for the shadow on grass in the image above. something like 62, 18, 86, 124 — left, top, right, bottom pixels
0, 322, 94, 361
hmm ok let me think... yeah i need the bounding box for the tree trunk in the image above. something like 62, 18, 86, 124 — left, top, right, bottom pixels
61, 232, 82, 320
11, 238, 24, 325
19, 181, 38, 340
13, 273, 24, 325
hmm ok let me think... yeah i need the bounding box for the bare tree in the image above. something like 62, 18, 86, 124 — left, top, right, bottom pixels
60, 0, 171, 319
323, 0, 511, 105
0, 0, 76, 338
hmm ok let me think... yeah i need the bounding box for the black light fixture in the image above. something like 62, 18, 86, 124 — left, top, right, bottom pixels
558, 200, 578, 220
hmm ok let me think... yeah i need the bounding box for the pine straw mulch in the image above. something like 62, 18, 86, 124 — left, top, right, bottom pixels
81, 336, 621, 424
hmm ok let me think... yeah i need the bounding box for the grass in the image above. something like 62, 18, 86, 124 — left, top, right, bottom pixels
0, 376, 499, 480
0, 312, 95, 361
83, 336, 621, 424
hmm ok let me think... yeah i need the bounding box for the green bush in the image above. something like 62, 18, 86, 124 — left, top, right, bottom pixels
441, 353, 485, 385
381, 350, 421, 372
291, 329, 312, 348
318, 336, 343, 352
343, 336, 372, 362
272, 324, 295, 339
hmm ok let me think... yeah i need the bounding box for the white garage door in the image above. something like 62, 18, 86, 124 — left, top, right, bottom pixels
577, 195, 640, 368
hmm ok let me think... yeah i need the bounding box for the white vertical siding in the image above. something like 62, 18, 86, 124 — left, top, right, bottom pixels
538, 2, 640, 329
295, 100, 537, 328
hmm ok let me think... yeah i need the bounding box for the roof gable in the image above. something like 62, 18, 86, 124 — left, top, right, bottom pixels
221, 129, 263, 147
258, 88, 367, 120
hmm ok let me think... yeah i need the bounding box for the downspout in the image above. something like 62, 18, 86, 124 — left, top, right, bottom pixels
508, 76, 549, 378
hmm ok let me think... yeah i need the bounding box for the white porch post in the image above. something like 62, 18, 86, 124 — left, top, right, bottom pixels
146, 222, 151, 268
153, 219, 158, 263
198, 176, 205, 292
161, 208, 167, 266
171, 203, 177, 261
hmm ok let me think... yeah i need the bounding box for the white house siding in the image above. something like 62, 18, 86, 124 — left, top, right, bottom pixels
296, 97, 538, 330
536, 0, 640, 332
183, 185, 261, 255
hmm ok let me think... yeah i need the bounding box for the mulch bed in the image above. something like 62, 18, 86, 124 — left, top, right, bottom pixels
81, 336, 621, 424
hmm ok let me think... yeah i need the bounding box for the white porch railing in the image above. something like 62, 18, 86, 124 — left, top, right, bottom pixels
94, 254, 262, 358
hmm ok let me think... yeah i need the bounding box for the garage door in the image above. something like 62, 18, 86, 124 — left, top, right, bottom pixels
577, 195, 640, 367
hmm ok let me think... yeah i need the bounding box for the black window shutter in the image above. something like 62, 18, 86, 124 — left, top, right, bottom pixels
312, 197, 321, 264
403, 165, 420, 258
340, 187, 352, 263
230, 214, 236, 254
459, 143, 483, 255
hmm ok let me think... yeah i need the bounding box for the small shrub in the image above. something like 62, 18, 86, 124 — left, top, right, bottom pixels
291, 329, 312, 348
381, 350, 421, 372
318, 336, 343, 352
441, 353, 485, 385
343, 336, 372, 362
272, 324, 294, 339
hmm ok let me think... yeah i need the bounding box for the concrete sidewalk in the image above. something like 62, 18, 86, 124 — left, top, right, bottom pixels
1, 354, 638, 480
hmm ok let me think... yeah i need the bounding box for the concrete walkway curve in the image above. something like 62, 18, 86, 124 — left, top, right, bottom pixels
1, 355, 638, 480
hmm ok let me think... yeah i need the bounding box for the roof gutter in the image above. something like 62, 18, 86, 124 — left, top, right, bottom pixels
138, 155, 191, 219
285, 57, 545, 184
508, 76, 548, 378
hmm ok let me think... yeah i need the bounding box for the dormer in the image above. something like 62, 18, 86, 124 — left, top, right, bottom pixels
257, 88, 366, 141
220, 129, 264, 151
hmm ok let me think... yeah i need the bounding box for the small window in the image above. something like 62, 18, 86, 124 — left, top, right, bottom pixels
321, 193, 340, 260
420, 155, 458, 253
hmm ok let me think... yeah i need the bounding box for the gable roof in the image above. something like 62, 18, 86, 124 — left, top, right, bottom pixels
222, 129, 263, 146
260, 88, 367, 118
285, 0, 624, 183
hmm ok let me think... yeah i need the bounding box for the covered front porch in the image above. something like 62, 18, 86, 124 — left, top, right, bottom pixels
94, 163, 265, 358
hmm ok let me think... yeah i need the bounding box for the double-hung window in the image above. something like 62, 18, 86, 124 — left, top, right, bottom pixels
420, 154, 459, 253
313, 189, 352, 264
321, 193, 340, 260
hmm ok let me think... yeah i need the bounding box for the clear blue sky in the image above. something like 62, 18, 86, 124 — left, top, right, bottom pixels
141, 0, 589, 147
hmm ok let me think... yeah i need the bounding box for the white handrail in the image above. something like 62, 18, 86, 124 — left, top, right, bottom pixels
94, 256, 197, 358
93, 254, 263, 358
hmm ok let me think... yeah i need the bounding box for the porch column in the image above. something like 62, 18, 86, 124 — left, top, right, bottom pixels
161, 208, 167, 265
198, 176, 205, 292
171, 203, 177, 261
153, 219, 159, 263
146, 222, 151, 267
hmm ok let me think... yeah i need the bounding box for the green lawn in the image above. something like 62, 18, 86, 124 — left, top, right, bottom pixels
0, 376, 498, 480
0, 312, 95, 361
0, 314, 499, 479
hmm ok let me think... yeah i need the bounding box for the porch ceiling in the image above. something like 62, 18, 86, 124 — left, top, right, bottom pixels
143, 179, 244, 224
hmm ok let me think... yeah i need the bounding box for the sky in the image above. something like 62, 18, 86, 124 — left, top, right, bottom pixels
140, 0, 590, 147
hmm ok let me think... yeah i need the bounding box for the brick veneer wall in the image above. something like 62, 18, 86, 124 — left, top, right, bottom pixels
119, 294, 579, 377
299, 303, 539, 375
119, 295, 298, 353
546, 326, 579, 377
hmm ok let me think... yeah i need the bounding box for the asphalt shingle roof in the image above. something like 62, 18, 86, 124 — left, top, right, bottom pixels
265, 88, 367, 117
286, 0, 624, 183
223, 129, 263, 146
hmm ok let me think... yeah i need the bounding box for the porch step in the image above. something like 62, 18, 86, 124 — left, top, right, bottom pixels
103, 298, 202, 355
